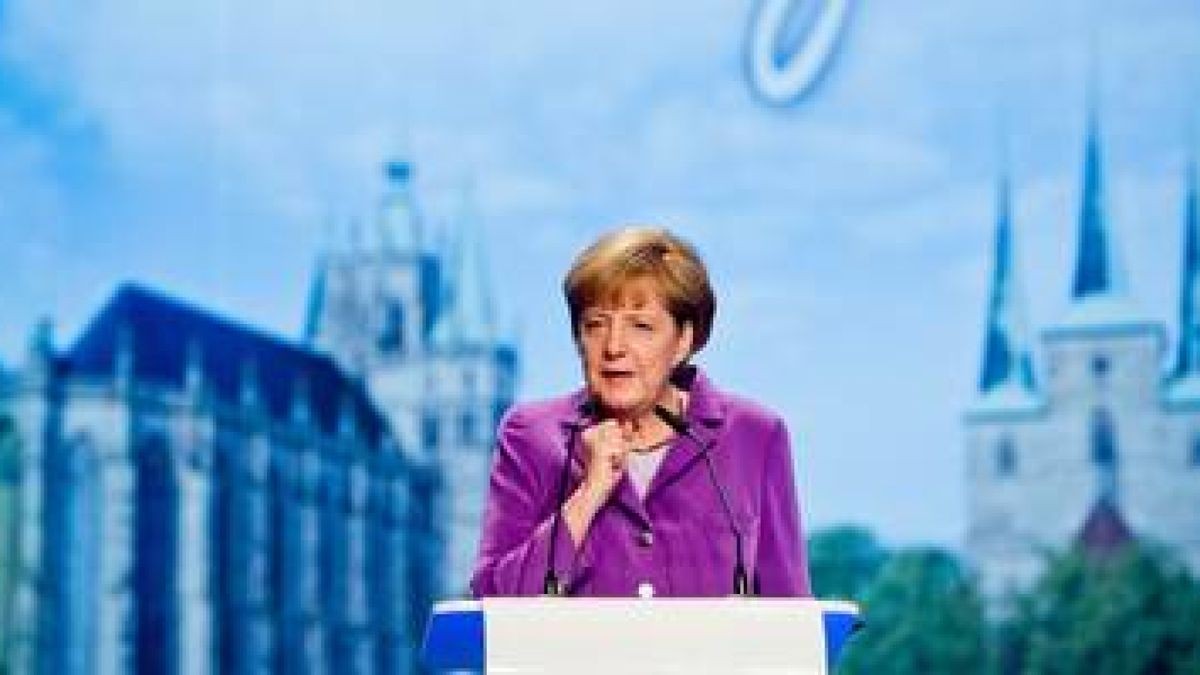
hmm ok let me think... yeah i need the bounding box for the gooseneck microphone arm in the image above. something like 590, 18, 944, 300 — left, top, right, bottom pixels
654, 404, 751, 596
543, 402, 592, 595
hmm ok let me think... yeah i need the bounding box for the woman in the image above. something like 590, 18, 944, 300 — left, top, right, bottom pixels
471, 227, 811, 597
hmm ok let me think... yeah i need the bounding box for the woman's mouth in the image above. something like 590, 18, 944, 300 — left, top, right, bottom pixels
601, 369, 634, 381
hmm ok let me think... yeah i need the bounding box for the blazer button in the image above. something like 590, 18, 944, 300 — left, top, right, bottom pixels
637, 529, 654, 547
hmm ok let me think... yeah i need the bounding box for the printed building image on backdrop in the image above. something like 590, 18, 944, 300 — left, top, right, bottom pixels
2, 1, 1200, 673
0, 163, 518, 674
964, 112, 1200, 605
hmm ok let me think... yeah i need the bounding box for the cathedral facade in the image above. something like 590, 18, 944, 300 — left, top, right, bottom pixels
963, 118, 1200, 604
0, 161, 517, 674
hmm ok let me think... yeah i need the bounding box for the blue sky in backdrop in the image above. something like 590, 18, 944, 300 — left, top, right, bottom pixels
1, 0, 1196, 545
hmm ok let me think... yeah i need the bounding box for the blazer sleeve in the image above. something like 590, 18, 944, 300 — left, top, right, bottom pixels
754, 417, 813, 596
469, 408, 586, 596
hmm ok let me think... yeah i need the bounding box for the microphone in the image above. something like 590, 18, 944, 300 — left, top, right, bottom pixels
654, 404, 751, 596
544, 399, 596, 595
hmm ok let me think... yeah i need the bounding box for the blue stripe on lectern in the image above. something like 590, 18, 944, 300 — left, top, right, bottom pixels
823, 610, 861, 664
422, 608, 485, 670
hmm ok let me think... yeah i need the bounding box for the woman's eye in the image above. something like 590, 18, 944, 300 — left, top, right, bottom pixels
634, 322, 653, 331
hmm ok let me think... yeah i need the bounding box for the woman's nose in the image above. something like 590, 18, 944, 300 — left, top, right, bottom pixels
602, 325, 626, 356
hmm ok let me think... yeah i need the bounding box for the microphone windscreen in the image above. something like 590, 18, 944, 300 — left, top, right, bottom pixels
578, 399, 600, 419
653, 404, 689, 434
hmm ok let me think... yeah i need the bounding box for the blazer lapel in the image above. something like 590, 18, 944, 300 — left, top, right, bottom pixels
644, 368, 727, 502
643, 424, 715, 498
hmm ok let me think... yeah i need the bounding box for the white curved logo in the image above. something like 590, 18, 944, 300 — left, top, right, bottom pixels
746, 0, 854, 105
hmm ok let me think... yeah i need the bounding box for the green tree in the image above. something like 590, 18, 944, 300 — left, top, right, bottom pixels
808, 525, 888, 601
838, 547, 988, 675
1003, 543, 1200, 675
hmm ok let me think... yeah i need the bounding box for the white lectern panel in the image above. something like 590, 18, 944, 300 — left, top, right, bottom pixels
483, 598, 828, 675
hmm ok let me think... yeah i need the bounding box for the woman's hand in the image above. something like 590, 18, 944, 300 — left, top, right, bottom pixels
563, 419, 632, 544
581, 419, 632, 498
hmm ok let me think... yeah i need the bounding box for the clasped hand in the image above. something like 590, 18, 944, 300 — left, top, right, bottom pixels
580, 419, 635, 501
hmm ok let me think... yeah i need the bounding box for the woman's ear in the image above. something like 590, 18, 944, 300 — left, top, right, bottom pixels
675, 321, 695, 364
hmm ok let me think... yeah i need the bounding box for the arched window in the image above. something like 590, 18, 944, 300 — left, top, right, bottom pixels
995, 436, 1017, 478
0, 417, 20, 484
211, 432, 253, 673
42, 434, 100, 673
458, 408, 477, 446
269, 451, 304, 674
134, 433, 179, 673
378, 301, 406, 354
422, 411, 440, 449
319, 460, 350, 672
1090, 408, 1119, 499
366, 474, 401, 674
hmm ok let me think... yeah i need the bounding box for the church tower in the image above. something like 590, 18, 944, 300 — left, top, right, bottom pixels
304, 162, 518, 595
963, 107, 1200, 604
305, 161, 438, 368
304, 161, 447, 456
1036, 108, 1166, 515
963, 157, 1045, 602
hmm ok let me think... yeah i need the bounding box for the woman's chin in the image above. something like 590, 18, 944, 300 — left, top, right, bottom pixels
591, 381, 659, 417
596, 397, 649, 420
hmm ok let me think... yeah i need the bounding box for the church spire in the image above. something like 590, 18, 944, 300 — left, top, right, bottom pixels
377, 160, 423, 253
1173, 157, 1200, 381
302, 251, 328, 344
978, 168, 1036, 395
432, 188, 495, 347
1048, 95, 1159, 334
1071, 106, 1121, 300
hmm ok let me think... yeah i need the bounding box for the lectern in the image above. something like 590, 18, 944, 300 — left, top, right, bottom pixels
422, 598, 860, 673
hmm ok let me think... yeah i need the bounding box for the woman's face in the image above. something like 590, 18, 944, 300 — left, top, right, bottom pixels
577, 277, 693, 420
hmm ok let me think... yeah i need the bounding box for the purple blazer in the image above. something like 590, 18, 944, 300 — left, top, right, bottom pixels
470, 368, 812, 598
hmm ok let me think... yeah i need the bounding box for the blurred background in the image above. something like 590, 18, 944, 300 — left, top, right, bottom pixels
1, 0, 1198, 672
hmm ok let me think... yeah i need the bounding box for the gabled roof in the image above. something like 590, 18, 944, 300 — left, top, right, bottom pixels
1076, 496, 1133, 560
65, 283, 388, 445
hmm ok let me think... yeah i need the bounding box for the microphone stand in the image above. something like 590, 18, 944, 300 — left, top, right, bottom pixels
543, 405, 589, 595
654, 405, 751, 596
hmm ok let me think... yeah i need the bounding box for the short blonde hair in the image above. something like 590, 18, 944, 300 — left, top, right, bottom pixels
564, 227, 716, 353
